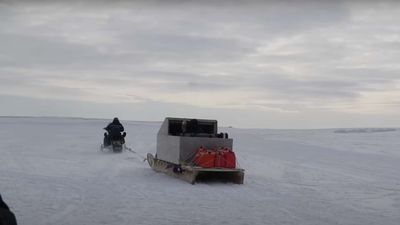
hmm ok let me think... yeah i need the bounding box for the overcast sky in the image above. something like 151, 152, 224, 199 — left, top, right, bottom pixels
1, 0, 400, 128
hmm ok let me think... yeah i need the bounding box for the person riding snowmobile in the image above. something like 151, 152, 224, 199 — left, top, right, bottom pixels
103, 117, 126, 146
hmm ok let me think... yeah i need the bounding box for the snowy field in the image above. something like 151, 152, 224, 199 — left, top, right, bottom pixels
1, 117, 400, 225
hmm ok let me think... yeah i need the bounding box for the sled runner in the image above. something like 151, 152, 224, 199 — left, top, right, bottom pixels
147, 153, 244, 184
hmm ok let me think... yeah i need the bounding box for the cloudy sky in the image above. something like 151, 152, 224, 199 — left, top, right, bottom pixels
1, 0, 400, 128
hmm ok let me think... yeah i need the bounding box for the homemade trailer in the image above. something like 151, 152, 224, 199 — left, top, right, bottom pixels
147, 117, 244, 184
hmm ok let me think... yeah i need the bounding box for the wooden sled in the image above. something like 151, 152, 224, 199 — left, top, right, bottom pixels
147, 153, 244, 184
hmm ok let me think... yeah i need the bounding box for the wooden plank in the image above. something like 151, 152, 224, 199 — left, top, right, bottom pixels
183, 166, 244, 172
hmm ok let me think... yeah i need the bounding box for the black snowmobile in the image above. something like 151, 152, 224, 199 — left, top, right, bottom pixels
100, 118, 127, 153
101, 130, 126, 152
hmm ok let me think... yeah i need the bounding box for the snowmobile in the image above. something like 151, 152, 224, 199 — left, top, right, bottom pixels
100, 131, 127, 153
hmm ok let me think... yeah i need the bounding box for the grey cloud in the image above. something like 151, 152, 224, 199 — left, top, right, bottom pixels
375, 41, 400, 50
329, 68, 400, 83
241, 67, 400, 104
0, 82, 91, 99
0, 74, 30, 86
151, 80, 236, 92
0, 31, 155, 69
0, 69, 95, 99
253, 76, 361, 100
126, 72, 237, 92
119, 33, 254, 62
0, 0, 349, 69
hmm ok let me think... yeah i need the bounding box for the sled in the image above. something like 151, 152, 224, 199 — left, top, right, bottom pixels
147, 153, 244, 184
147, 117, 245, 184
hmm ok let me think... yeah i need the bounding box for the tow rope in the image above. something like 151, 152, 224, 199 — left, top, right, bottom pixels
125, 147, 147, 162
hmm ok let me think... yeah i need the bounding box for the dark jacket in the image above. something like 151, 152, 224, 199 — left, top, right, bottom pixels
104, 118, 124, 138
0, 195, 17, 225
0, 195, 9, 211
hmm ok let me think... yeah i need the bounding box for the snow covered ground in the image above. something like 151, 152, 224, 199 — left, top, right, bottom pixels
1, 117, 399, 225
